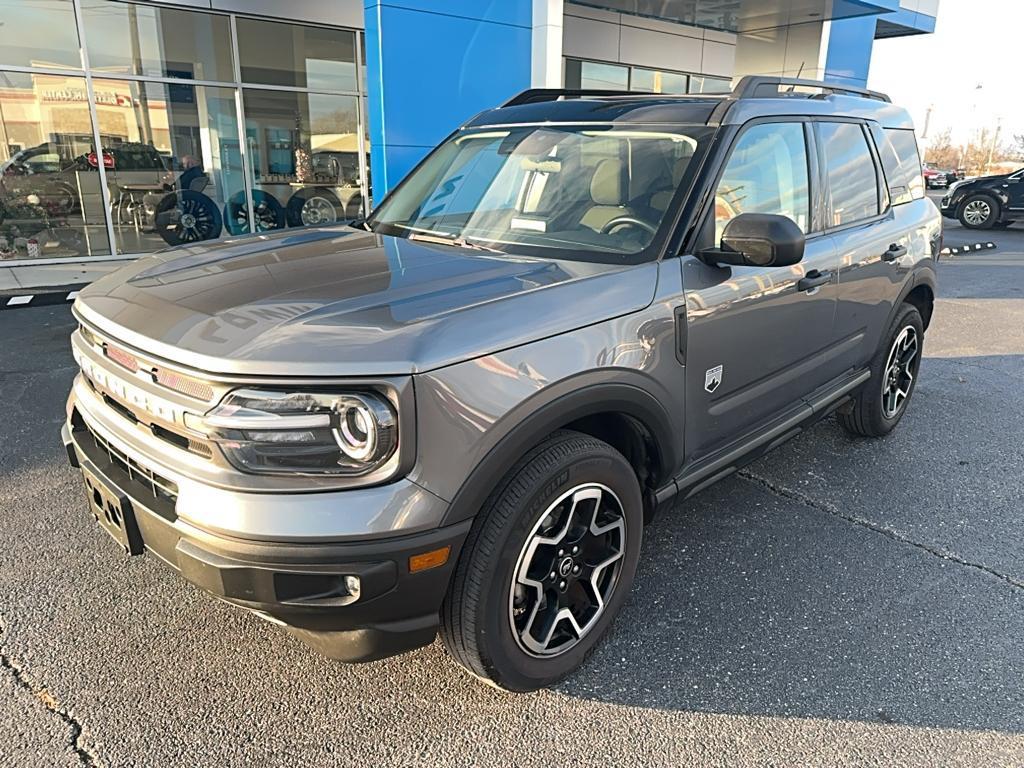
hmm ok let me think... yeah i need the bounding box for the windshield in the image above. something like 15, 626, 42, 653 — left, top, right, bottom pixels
367, 124, 713, 263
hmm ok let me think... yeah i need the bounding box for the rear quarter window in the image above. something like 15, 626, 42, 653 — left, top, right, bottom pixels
875, 127, 926, 205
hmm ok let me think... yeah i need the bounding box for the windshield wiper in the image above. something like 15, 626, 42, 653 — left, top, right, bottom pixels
408, 231, 503, 253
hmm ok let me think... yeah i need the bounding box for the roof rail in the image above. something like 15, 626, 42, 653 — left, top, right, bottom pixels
502, 88, 681, 107
731, 76, 891, 103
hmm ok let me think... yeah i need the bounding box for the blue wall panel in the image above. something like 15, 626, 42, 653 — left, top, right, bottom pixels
824, 15, 877, 87
364, 1, 533, 199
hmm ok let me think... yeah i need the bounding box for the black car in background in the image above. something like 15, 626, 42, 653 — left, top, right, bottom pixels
940, 168, 1024, 229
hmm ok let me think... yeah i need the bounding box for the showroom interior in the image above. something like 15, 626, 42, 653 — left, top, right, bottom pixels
0, 0, 937, 264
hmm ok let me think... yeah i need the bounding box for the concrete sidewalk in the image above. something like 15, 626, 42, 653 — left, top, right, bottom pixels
0, 260, 131, 292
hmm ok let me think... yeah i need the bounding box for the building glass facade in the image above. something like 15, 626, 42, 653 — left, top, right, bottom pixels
0, 0, 369, 262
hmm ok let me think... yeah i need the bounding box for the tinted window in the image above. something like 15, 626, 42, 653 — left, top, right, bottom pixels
81, 1, 233, 82
875, 127, 925, 205
237, 19, 357, 91
820, 122, 880, 227
715, 122, 810, 243
0, 0, 81, 70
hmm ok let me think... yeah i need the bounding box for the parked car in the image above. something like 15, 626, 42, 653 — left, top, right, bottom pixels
62, 77, 940, 692
922, 162, 952, 188
940, 167, 1024, 229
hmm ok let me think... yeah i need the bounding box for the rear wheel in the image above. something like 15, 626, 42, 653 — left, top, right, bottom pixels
440, 430, 643, 692
958, 194, 999, 229
838, 303, 924, 437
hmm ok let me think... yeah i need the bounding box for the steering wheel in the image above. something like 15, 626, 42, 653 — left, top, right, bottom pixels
600, 215, 657, 236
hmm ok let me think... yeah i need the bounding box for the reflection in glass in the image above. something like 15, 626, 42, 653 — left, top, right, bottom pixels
0, 0, 82, 70
689, 75, 732, 94
0, 72, 111, 259
242, 89, 363, 231
631, 68, 689, 94
81, 0, 233, 82
237, 19, 357, 91
565, 60, 629, 91
91, 79, 244, 253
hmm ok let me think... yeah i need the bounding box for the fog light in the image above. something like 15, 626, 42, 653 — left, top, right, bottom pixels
343, 575, 361, 601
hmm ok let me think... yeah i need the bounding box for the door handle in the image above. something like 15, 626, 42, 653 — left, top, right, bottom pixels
797, 269, 832, 292
882, 244, 907, 262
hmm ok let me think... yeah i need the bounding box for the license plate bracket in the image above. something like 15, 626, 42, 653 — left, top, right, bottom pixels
81, 466, 144, 556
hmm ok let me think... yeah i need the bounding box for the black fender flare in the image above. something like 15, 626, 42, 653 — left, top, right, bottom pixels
438, 372, 682, 528
886, 264, 937, 332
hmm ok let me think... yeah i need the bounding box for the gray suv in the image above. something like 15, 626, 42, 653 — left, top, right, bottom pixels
62, 77, 940, 692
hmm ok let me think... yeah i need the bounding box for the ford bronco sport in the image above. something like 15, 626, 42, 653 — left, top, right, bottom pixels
62, 77, 940, 692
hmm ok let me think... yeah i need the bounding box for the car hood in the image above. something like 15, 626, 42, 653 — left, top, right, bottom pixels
74, 227, 659, 376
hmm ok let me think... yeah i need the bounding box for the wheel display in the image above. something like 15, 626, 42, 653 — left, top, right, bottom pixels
224, 190, 286, 235
958, 195, 999, 229
285, 187, 343, 227
838, 303, 924, 437
441, 430, 643, 691
154, 190, 223, 246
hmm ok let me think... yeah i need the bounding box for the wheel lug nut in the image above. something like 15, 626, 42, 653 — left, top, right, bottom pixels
572, 546, 578, 554
557, 549, 564, 556
559, 580, 566, 589
550, 571, 556, 579
572, 565, 580, 574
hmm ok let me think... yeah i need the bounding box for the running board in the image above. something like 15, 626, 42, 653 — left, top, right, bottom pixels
669, 368, 871, 502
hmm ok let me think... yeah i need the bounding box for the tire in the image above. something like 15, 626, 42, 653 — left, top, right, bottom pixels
440, 430, 643, 692
153, 190, 223, 246
838, 303, 924, 438
958, 194, 999, 229
223, 190, 286, 235
285, 187, 342, 227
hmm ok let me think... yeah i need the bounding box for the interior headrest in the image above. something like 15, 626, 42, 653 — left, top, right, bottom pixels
590, 158, 625, 206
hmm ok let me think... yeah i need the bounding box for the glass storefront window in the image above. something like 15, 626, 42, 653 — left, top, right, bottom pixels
0, 72, 111, 259
565, 59, 629, 91
91, 79, 244, 253
689, 75, 732, 94
0, 0, 82, 71
241, 89, 363, 231
81, 1, 233, 82
237, 19, 357, 92
631, 68, 689, 94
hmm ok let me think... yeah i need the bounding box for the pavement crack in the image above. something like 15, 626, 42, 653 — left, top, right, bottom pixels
738, 469, 1024, 592
0, 618, 102, 767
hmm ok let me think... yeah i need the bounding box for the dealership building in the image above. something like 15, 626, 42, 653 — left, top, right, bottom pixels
0, 0, 937, 265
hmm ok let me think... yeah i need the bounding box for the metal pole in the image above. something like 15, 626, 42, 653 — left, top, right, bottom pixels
72, 0, 119, 257
354, 31, 370, 216
228, 15, 257, 234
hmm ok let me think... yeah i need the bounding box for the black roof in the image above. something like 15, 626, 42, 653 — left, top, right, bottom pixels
464, 77, 913, 132
465, 95, 723, 129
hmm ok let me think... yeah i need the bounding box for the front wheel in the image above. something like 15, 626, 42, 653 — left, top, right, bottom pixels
440, 430, 643, 691
958, 195, 999, 229
838, 303, 924, 437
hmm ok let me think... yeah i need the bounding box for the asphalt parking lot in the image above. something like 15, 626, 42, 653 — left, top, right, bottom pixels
2, 204, 1023, 767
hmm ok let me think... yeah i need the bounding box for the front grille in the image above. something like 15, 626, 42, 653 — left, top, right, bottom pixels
72, 408, 178, 509
82, 371, 213, 460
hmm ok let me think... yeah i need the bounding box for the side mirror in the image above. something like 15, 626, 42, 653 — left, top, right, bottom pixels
701, 213, 805, 267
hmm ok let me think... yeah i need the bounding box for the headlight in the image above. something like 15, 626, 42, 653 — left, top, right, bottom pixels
191, 389, 397, 476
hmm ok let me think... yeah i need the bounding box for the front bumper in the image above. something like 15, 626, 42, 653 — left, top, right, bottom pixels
62, 411, 471, 662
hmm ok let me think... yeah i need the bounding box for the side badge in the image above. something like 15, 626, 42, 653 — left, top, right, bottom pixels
705, 365, 723, 394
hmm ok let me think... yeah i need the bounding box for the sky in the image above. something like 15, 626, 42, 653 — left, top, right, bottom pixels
868, 0, 1022, 151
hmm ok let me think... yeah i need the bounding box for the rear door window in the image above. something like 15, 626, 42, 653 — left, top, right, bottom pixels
819, 122, 880, 227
